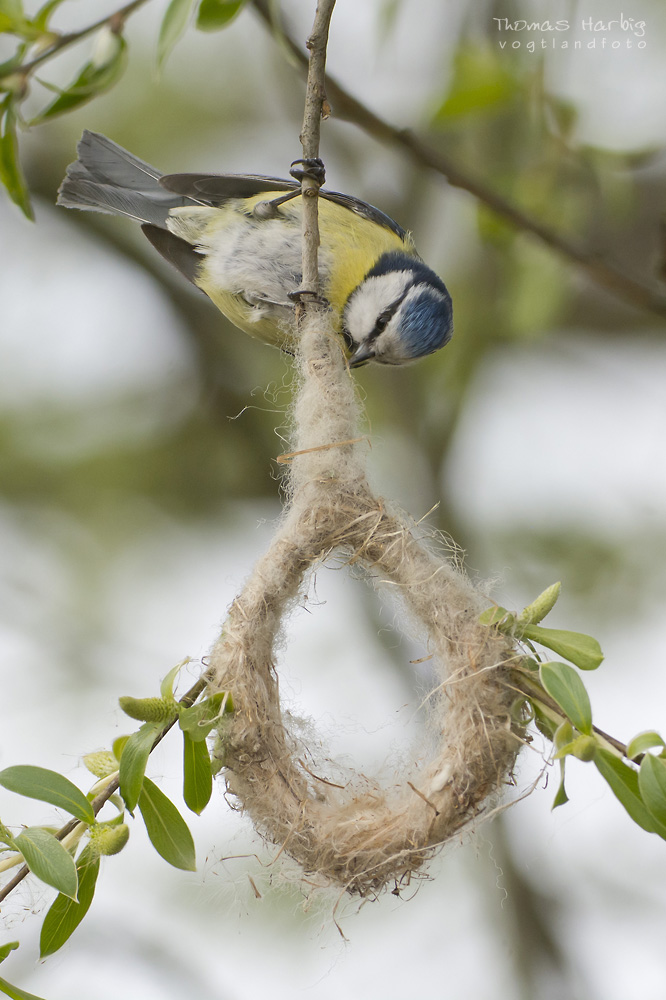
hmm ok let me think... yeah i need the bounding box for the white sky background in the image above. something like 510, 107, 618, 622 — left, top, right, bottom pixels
1, 1, 666, 998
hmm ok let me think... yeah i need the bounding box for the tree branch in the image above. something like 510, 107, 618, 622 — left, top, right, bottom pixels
251, 0, 666, 322
10, 0, 152, 78
0, 675, 206, 905
297, 0, 335, 298
511, 668, 633, 760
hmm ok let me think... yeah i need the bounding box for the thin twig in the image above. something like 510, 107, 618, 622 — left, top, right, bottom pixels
0, 675, 207, 905
251, 0, 666, 322
11, 0, 152, 78
511, 668, 632, 760
297, 0, 336, 298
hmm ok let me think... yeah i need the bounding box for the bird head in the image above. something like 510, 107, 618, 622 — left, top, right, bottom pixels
341, 252, 453, 367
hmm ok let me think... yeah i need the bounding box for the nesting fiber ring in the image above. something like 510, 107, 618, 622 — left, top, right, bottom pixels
206, 318, 521, 896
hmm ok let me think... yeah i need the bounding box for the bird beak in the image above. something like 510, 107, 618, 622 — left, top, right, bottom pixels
348, 344, 376, 368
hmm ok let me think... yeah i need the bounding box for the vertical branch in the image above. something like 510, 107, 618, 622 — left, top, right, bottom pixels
289, 0, 358, 476
298, 0, 336, 298
252, 0, 666, 322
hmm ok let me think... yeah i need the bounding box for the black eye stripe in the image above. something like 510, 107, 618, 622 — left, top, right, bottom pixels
367, 289, 410, 342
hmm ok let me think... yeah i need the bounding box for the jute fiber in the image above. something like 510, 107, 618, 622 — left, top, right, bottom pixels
207, 309, 522, 896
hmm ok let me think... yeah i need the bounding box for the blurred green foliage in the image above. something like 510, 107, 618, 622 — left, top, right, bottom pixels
0, 4, 665, 998
1, 0, 665, 622
0, 5, 662, 585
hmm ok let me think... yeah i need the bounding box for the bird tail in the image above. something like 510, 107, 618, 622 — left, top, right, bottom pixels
57, 130, 191, 227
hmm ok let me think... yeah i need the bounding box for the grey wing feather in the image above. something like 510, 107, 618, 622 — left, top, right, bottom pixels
58, 131, 407, 242
57, 130, 194, 226
160, 173, 299, 202
141, 224, 203, 286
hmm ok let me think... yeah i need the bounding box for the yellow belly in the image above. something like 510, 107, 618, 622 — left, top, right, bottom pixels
204, 285, 287, 347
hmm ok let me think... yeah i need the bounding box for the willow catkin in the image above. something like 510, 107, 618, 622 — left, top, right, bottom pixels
206, 310, 522, 896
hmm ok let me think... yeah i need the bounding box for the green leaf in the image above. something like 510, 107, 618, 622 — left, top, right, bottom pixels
100, 805, 125, 827
196, 0, 245, 31
554, 733, 597, 762
434, 43, 519, 121
478, 604, 513, 628
0, 43, 28, 78
516, 582, 561, 627
137, 778, 196, 871
32, 32, 127, 123
0, 822, 16, 848
0, 0, 23, 32
532, 701, 557, 741
0, 766, 95, 825
178, 692, 232, 742
521, 625, 603, 670
553, 719, 573, 751
594, 748, 666, 837
118, 722, 161, 813
182, 732, 212, 814
14, 828, 78, 899
157, 0, 195, 68
39, 844, 99, 957
552, 760, 568, 809
0, 104, 33, 220
0, 0, 23, 17
160, 658, 189, 699
0, 944, 18, 965
210, 745, 225, 776
0, 974, 48, 1000
639, 755, 666, 830
551, 720, 572, 807
627, 731, 666, 761
539, 661, 593, 735
112, 735, 130, 762
105, 793, 126, 815
33, 0, 68, 31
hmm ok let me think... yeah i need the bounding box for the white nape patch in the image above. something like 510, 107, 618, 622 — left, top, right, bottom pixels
343, 270, 413, 342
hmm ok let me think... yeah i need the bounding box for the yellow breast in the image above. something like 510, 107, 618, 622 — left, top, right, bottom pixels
316, 198, 413, 316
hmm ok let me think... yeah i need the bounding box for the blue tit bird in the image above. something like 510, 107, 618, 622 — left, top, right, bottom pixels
57, 131, 453, 367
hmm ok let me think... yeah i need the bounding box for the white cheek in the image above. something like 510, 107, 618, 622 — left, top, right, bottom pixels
344, 291, 381, 340
344, 271, 412, 340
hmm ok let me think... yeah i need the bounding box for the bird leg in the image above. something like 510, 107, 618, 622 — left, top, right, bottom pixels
252, 189, 301, 220
287, 288, 330, 309
252, 159, 326, 221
